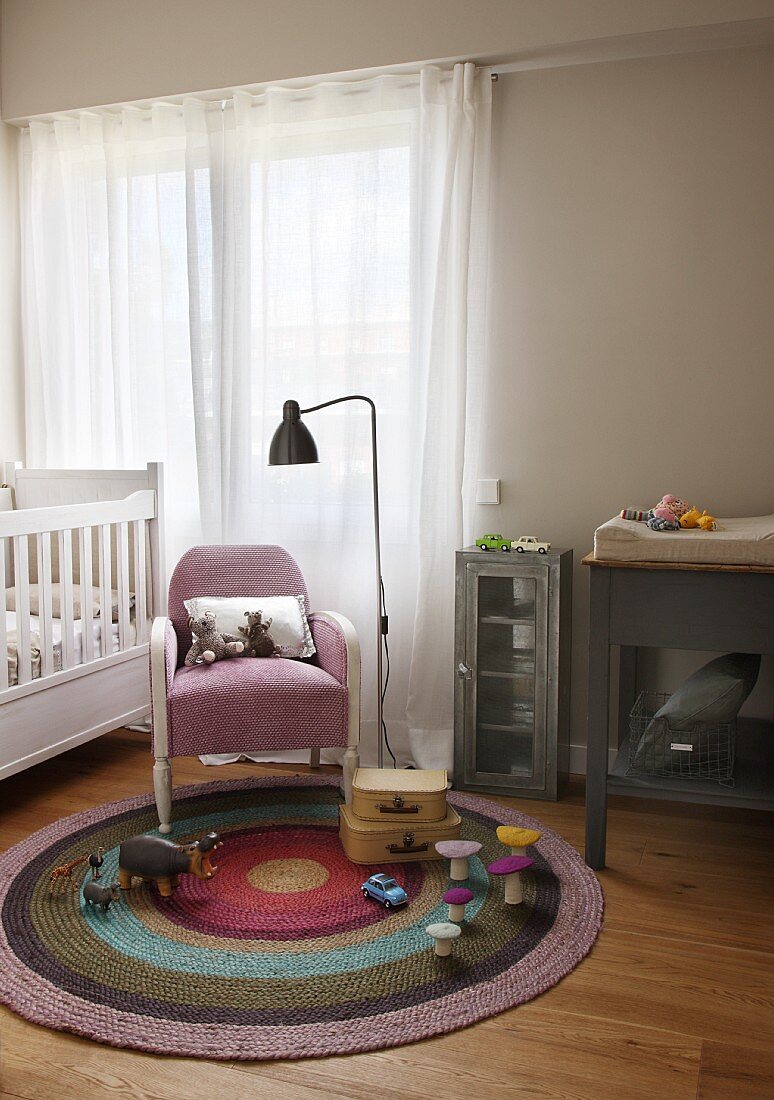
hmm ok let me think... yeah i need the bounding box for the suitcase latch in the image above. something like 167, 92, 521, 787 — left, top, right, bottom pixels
377, 795, 420, 814
386, 832, 428, 855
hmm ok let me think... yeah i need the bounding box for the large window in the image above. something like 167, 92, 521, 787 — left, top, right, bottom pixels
21, 67, 491, 768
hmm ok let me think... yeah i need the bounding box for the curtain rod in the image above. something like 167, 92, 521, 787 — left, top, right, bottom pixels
8, 62, 498, 127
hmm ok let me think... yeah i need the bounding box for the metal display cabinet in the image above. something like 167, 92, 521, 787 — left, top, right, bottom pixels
454, 547, 572, 800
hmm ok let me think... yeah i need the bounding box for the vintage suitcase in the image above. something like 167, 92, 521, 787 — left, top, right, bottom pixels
351, 767, 449, 822
339, 802, 461, 864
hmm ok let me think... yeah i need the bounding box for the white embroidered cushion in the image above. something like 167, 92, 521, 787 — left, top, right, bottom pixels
183, 595, 315, 659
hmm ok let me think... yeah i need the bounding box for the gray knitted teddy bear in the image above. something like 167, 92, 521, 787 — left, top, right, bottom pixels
239, 611, 280, 657
184, 612, 245, 665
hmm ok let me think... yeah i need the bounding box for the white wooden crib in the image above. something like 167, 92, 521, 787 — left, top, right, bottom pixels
0, 463, 164, 780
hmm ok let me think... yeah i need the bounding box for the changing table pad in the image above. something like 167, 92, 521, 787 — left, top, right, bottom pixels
593, 514, 774, 567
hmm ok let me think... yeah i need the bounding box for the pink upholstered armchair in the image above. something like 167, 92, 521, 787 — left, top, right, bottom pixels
149, 545, 360, 832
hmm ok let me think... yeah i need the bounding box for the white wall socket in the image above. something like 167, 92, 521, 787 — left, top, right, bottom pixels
476, 479, 500, 505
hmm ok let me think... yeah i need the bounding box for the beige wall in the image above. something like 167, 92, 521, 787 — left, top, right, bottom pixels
0, 50, 22, 461
477, 44, 774, 750
3, 0, 774, 117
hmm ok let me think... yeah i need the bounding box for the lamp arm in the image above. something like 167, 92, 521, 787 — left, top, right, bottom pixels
300, 394, 386, 766
300, 395, 375, 416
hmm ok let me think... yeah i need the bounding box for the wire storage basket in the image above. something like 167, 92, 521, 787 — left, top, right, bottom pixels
626, 691, 735, 787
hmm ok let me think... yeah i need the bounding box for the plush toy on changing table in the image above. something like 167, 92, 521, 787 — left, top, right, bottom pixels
619, 495, 717, 533
678, 506, 717, 531
649, 494, 691, 529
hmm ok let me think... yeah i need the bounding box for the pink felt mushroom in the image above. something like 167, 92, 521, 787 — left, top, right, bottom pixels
487, 855, 533, 904
443, 886, 474, 922
434, 839, 482, 881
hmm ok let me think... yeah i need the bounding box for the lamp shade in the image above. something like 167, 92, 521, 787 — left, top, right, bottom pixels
268, 400, 319, 465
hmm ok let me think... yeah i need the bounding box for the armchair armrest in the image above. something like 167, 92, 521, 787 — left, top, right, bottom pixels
150, 616, 177, 758
308, 611, 360, 750
308, 612, 352, 686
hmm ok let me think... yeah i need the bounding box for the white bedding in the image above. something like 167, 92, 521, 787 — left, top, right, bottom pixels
593, 514, 774, 567
5, 611, 132, 688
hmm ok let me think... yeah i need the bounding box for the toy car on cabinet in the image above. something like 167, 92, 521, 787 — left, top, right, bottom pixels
511, 536, 550, 554
475, 533, 511, 552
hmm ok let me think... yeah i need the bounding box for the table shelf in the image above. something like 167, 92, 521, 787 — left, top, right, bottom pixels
583, 555, 774, 869
609, 717, 774, 810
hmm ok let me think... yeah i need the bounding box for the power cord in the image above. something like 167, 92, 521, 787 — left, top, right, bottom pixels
380, 577, 397, 766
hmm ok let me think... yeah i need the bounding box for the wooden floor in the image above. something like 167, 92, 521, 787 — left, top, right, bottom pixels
1, 730, 773, 1100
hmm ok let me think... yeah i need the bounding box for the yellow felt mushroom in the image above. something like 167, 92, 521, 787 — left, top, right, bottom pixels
495, 825, 541, 856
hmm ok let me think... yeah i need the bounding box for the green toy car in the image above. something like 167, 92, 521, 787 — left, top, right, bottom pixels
475, 533, 511, 552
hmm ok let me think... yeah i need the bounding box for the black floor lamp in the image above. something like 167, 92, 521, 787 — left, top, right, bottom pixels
268, 397, 388, 768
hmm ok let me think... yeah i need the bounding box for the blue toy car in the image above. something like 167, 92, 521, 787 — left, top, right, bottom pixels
361, 873, 408, 908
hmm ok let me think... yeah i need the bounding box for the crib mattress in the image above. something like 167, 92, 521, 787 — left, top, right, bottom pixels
5, 612, 134, 688
593, 514, 774, 567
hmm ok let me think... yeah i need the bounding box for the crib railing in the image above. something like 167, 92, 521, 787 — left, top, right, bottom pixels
0, 490, 156, 692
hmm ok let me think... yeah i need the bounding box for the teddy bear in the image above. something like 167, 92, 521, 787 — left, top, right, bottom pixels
184, 612, 245, 665
239, 611, 280, 658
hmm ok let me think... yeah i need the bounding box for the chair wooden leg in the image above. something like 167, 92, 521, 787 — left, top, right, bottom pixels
342, 745, 359, 804
153, 756, 173, 834
310, 747, 321, 769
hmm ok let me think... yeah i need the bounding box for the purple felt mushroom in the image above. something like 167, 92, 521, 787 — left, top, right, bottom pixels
444, 886, 474, 922
435, 840, 482, 881
487, 855, 533, 904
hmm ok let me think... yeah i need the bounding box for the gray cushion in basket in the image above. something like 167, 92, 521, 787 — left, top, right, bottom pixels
632, 652, 761, 773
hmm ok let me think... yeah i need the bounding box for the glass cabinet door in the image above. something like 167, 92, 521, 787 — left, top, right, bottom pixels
463, 562, 548, 790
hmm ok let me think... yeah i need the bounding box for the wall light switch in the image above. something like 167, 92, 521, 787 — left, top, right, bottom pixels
476, 479, 500, 505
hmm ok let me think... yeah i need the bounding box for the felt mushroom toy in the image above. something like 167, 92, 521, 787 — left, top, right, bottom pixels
496, 825, 541, 856
434, 839, 482, 881
444, 886, 474, 923
487, 855, 534, 905
426, 921, 462, 957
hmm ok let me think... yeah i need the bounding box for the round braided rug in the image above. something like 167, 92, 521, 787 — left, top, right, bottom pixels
0, 776, 602, 1060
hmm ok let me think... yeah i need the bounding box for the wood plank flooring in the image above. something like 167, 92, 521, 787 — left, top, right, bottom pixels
1, 729, 772, 1099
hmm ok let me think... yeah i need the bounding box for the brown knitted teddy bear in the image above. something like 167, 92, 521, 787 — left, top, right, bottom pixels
184, 612, 245, 665
239, 611, 280, 657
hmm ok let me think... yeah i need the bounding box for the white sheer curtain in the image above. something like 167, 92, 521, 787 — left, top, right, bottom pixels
406, 65, 492, 768
20, 64, 491, 771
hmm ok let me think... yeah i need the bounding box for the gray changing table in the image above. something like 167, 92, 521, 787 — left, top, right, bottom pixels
584, 555, 774, 869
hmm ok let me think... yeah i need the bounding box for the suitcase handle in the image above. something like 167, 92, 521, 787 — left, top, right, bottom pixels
386, 832, 428, 854
377, 796, 420, 814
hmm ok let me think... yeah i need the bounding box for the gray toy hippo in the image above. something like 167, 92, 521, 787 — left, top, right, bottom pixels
118, 832, 222, 897
83, 880, 121, 912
